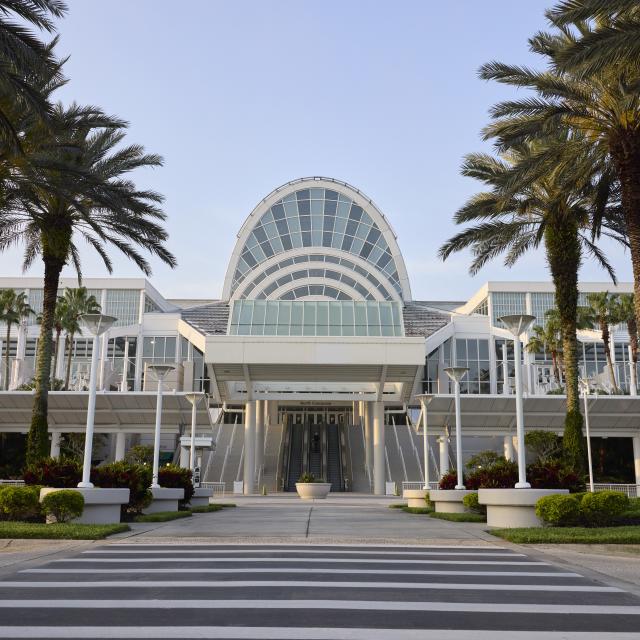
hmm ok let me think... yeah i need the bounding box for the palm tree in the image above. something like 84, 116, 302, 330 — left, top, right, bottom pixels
3, 104, 177, 464
58, 287, 100, 389
615, 293, 638, 393
584, 292, 620, 391
548, 1, 640, 76
440, 137, 617, 471
0, 289, 34, 389
478, 19, 640, 334
50, 295, 65, 382
0, 0, 66, 149
526, 320, 563, 387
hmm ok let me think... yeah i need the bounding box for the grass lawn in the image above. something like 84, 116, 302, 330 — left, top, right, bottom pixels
0, 522, 129, 540
134, 510, 193, 523
402, 506, 434, 515
490, 525, 640, 544
190, 504, 224, 513
430, 512, 486, 523
388, 504, 406, 509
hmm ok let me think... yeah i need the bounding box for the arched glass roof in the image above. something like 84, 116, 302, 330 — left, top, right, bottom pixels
231, 187, 402, 297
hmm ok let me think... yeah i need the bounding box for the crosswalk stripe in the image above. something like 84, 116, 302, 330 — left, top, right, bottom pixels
0, 627, 636, 639
0, 599, 637, 614
0, 580, 620, 591
106, 543, 507, 550
21, 568, 581, 577
53, 557, 548, 565
87, 548, 523, 557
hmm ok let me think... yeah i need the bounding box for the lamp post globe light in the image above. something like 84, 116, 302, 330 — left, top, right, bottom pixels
185, 392, 206, 480
443, 367, 469, 490
579, 377, 596, 493
78, 314, 118, 489
147, 364, 175, 489
498, 314, 536, 489
416, 394, 434, 490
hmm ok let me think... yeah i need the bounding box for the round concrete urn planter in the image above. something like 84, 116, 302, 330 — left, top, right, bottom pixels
295, 482, 331, 500
429, 489, 475, 513
479, 488, 569, 528
403, 488, 429, 508
39, 487, 130, 524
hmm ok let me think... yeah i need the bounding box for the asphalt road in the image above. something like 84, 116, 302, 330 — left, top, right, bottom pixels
0, 542, 638, 639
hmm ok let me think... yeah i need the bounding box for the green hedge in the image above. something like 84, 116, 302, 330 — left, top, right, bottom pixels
41, 490, 84, 523
0, 485, 42, 521
536, 490, 630, 527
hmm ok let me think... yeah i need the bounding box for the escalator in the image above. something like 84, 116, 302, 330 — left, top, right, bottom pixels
284, 421, 345, 492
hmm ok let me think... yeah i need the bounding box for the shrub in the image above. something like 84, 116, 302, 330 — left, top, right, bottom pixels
580, 491, 629, 527
438, 471, 457, 490
525, 430, 562, 464
158, 464, 194, 507
41, 490, 84, 523
536, 494, 581, 527
23, 458, 82, 487
465, 450, 501, 471
467, 459, 519, 489
91, 462, 152, 517
124, 445, 154, 466
527, 462, 584, 493
462, 492, 486, 515
0, 486, 42, 521
298, 473, 320, 483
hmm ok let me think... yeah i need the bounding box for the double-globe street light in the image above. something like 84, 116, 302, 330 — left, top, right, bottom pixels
147, 364, 175, 489
78, 313, 117, 489
499, 314, 536, 489
443, 367, 469, 490
416, 394, 434, 490
185, 392, 206, 483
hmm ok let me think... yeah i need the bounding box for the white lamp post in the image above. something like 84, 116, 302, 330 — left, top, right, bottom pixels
499, 314, 536, 489
148, 364, 175, 489
579, 377, 595, 493
416, 394, 434, 490
185, 392, 206, 478
77, 313, 117, 488
443, 367, 469, 490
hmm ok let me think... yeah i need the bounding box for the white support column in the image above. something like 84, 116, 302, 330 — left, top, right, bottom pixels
352, 401, 360, 426
364, 402, 373, 478
503, 435, 514, 461
255, 400, 265, 478
373, 401, 385, 495
438, 435, 448, 478
629, 346, 637, 396
179, 446, 189, 469
243, 401, 256, 494
633, 435, 640, 486
50, 432, 61, 458
115, 432, 126, 461
359, 401, 365, 426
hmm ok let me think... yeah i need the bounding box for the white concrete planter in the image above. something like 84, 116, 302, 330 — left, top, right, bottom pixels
144, 487, 185, 514
479, 488, 569, 528
429, 489, 474, 513
40, 487, 129, 525
403, 488, 429, 508
296, 482, 331, 500
190, 487, 214, 507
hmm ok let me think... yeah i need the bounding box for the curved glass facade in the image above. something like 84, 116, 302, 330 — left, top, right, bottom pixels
232, 187, 402, 297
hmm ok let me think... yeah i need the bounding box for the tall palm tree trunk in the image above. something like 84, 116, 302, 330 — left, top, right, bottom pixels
611, 134, 640, 334
26, 257, 64, 465
52, 328, 61, 383
551, 351, 561, 387
545, 219, 586, 473
4, 321, 11, 391
64, 331, 75, 390
600, 322, 617, 390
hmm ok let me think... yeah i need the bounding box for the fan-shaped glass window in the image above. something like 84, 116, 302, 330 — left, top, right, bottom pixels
232, 188, 401, 297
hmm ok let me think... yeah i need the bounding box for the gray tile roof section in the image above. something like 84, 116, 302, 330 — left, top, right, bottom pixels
402, 302, 451, 337
181, 301, 230, 335
181, 300, 451, 338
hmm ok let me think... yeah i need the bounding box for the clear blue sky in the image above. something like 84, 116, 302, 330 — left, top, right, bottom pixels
2, 0, 632, 300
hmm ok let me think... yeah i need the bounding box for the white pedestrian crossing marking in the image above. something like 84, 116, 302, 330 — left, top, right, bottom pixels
0, 543, 637, 639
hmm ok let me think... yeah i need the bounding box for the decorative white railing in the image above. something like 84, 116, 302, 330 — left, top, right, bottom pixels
592, 483, 639, 498
198, 481, 226, 496
0, 479, 24, 486
402, 481, 439, 491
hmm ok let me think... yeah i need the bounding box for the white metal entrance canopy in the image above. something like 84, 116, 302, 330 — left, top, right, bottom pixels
422, 394, 640, 437
0, 391, 212, 434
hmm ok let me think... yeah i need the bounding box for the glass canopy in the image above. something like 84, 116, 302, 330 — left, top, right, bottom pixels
228, 300, 405, 337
